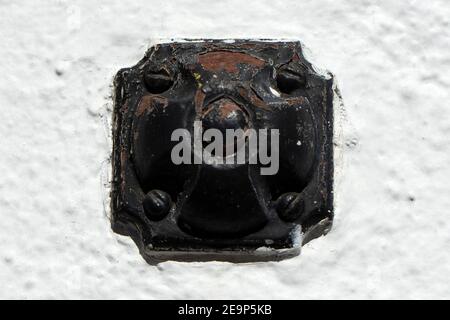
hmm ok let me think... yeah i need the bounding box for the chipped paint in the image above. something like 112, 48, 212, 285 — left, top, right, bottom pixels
198, 51, 265, 73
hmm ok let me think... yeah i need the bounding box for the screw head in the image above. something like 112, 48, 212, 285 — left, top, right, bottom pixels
275, 192, 305, 222
143, 189, 171, 221
143, 67, 174, 94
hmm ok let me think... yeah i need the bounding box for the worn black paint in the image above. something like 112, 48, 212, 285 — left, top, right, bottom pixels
111, 40, 334, 263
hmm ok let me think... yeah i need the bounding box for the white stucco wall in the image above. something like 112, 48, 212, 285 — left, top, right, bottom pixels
0, 0, 449, 299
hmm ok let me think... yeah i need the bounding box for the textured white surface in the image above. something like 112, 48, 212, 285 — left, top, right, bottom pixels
0, 0, 449, 299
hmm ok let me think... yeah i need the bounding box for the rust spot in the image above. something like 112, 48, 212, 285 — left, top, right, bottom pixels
217, 99, 241, 119
194, 89, 206, 113
201, 105, 214, 118
136, 95, 168, 117
120, 101, 129, 114
286, 96, 308, 106
199, 51, 265, 73
238, 87, 270, 111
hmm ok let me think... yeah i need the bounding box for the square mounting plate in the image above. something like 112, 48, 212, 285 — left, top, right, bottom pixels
111, 40, 334, 263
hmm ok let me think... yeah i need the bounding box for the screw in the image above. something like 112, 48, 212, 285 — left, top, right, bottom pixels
275, 192, 305, 222
143, 189, 171, 221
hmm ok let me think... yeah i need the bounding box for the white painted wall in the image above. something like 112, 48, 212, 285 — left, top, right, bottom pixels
0, 0, 449, 299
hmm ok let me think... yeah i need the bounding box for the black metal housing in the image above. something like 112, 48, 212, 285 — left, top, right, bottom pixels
111, 40, 334, 263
